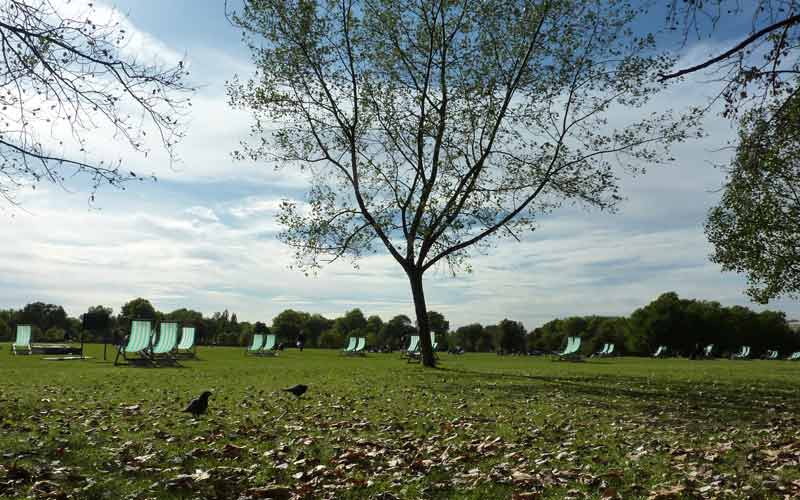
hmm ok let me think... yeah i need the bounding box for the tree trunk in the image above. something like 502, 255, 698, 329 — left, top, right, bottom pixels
408, 270, 436, 367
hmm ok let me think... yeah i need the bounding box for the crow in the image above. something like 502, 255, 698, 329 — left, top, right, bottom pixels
283, 384, 308, 398
182, 391, 212, 417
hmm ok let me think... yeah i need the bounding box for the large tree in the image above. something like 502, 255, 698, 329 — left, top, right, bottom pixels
229, 0, 697, 366
0, 0, 192, 205
705, 92, 800, 302
661, 1, 800, 301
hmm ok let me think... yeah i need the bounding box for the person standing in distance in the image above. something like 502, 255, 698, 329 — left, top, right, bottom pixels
297, 332, 306, 352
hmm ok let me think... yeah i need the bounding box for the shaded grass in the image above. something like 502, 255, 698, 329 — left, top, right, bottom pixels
1, 345, 799, 499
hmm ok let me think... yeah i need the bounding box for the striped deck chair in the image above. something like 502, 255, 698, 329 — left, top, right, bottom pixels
732, 345, 751, 359
341, 337, 357, 355
556, 336, 582, 361
115, 320, 153, 365
703, 344, 715, 358
12, 325, 32, 355
349, 337, 366, 356
246, 333, 264, 356
403, 335, 420, 361
257, 334, 277, 356
653, 345, 667, 358
151, 322, 180, 364
788, 351, 800, 361
765, 350, 779, 360
176, 326, 196, 357
594, 343, 610, 357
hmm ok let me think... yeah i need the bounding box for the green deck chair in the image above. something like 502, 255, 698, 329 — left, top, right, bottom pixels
176, 326, 196, 357
404, 335, 419, 356
246, 333, 264, 355
766, 350, 778, 360
605, 343, 616, 356
403, 335, 420, 362
257, 334, 277, 356
151, 322, 179, 364
12, 325, 32, 355
353, 337, 366, 354
732, 345, 750, 359
341, 337, 357, 354
557, 336, 582, 360
115, 320, 153, 365
595, 343, 610, 357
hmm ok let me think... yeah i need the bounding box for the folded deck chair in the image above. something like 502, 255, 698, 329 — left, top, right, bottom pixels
246, 333, 264, 356
555, 336, 582, 360
176, 326, 196, 357
703, 344, 715, 358
789, 351, 800, 361
115, 320, 153, 365
12, 325, 32, 355
341, 337, 357, 355
151, 322, 180, 364
653, 345, 666, 358
257, 334, 277, 356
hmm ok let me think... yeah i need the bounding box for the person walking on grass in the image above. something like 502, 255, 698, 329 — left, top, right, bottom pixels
297, 332, 305, 352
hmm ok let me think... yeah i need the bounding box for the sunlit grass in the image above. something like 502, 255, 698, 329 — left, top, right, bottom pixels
1, 345, 799, 499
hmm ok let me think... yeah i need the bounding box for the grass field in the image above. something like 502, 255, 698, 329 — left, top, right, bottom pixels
1, 345, 799, 499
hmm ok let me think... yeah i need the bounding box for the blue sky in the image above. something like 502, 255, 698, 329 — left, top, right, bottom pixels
2, 0, 798, 329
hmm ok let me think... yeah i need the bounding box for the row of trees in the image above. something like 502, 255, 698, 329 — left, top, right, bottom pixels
2, 292, 797, 356
529, 292, 800, 357
1, 2, 795, 368
0, 298, 453, 349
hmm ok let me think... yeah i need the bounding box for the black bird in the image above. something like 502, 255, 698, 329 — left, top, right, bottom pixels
283, 384, 308, 398
182, 391, 212, 417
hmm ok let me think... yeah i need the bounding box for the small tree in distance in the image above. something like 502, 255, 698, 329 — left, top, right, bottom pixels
229, 0, 700, 366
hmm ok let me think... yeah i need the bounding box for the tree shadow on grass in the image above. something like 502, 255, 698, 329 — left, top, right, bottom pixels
434, 366, 800, 424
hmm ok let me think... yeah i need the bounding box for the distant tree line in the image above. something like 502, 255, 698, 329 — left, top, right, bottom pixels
529, 292, 800, 357
0, 292, 797, 356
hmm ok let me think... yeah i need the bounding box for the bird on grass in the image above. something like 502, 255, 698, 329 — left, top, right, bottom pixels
182, 391, 212, 417
283, 384, 308, 398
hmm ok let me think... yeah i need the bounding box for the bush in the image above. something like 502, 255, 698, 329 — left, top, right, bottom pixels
319, 330, 345, 349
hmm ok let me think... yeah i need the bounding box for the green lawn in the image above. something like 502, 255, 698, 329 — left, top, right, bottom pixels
1, 345, 799, 499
